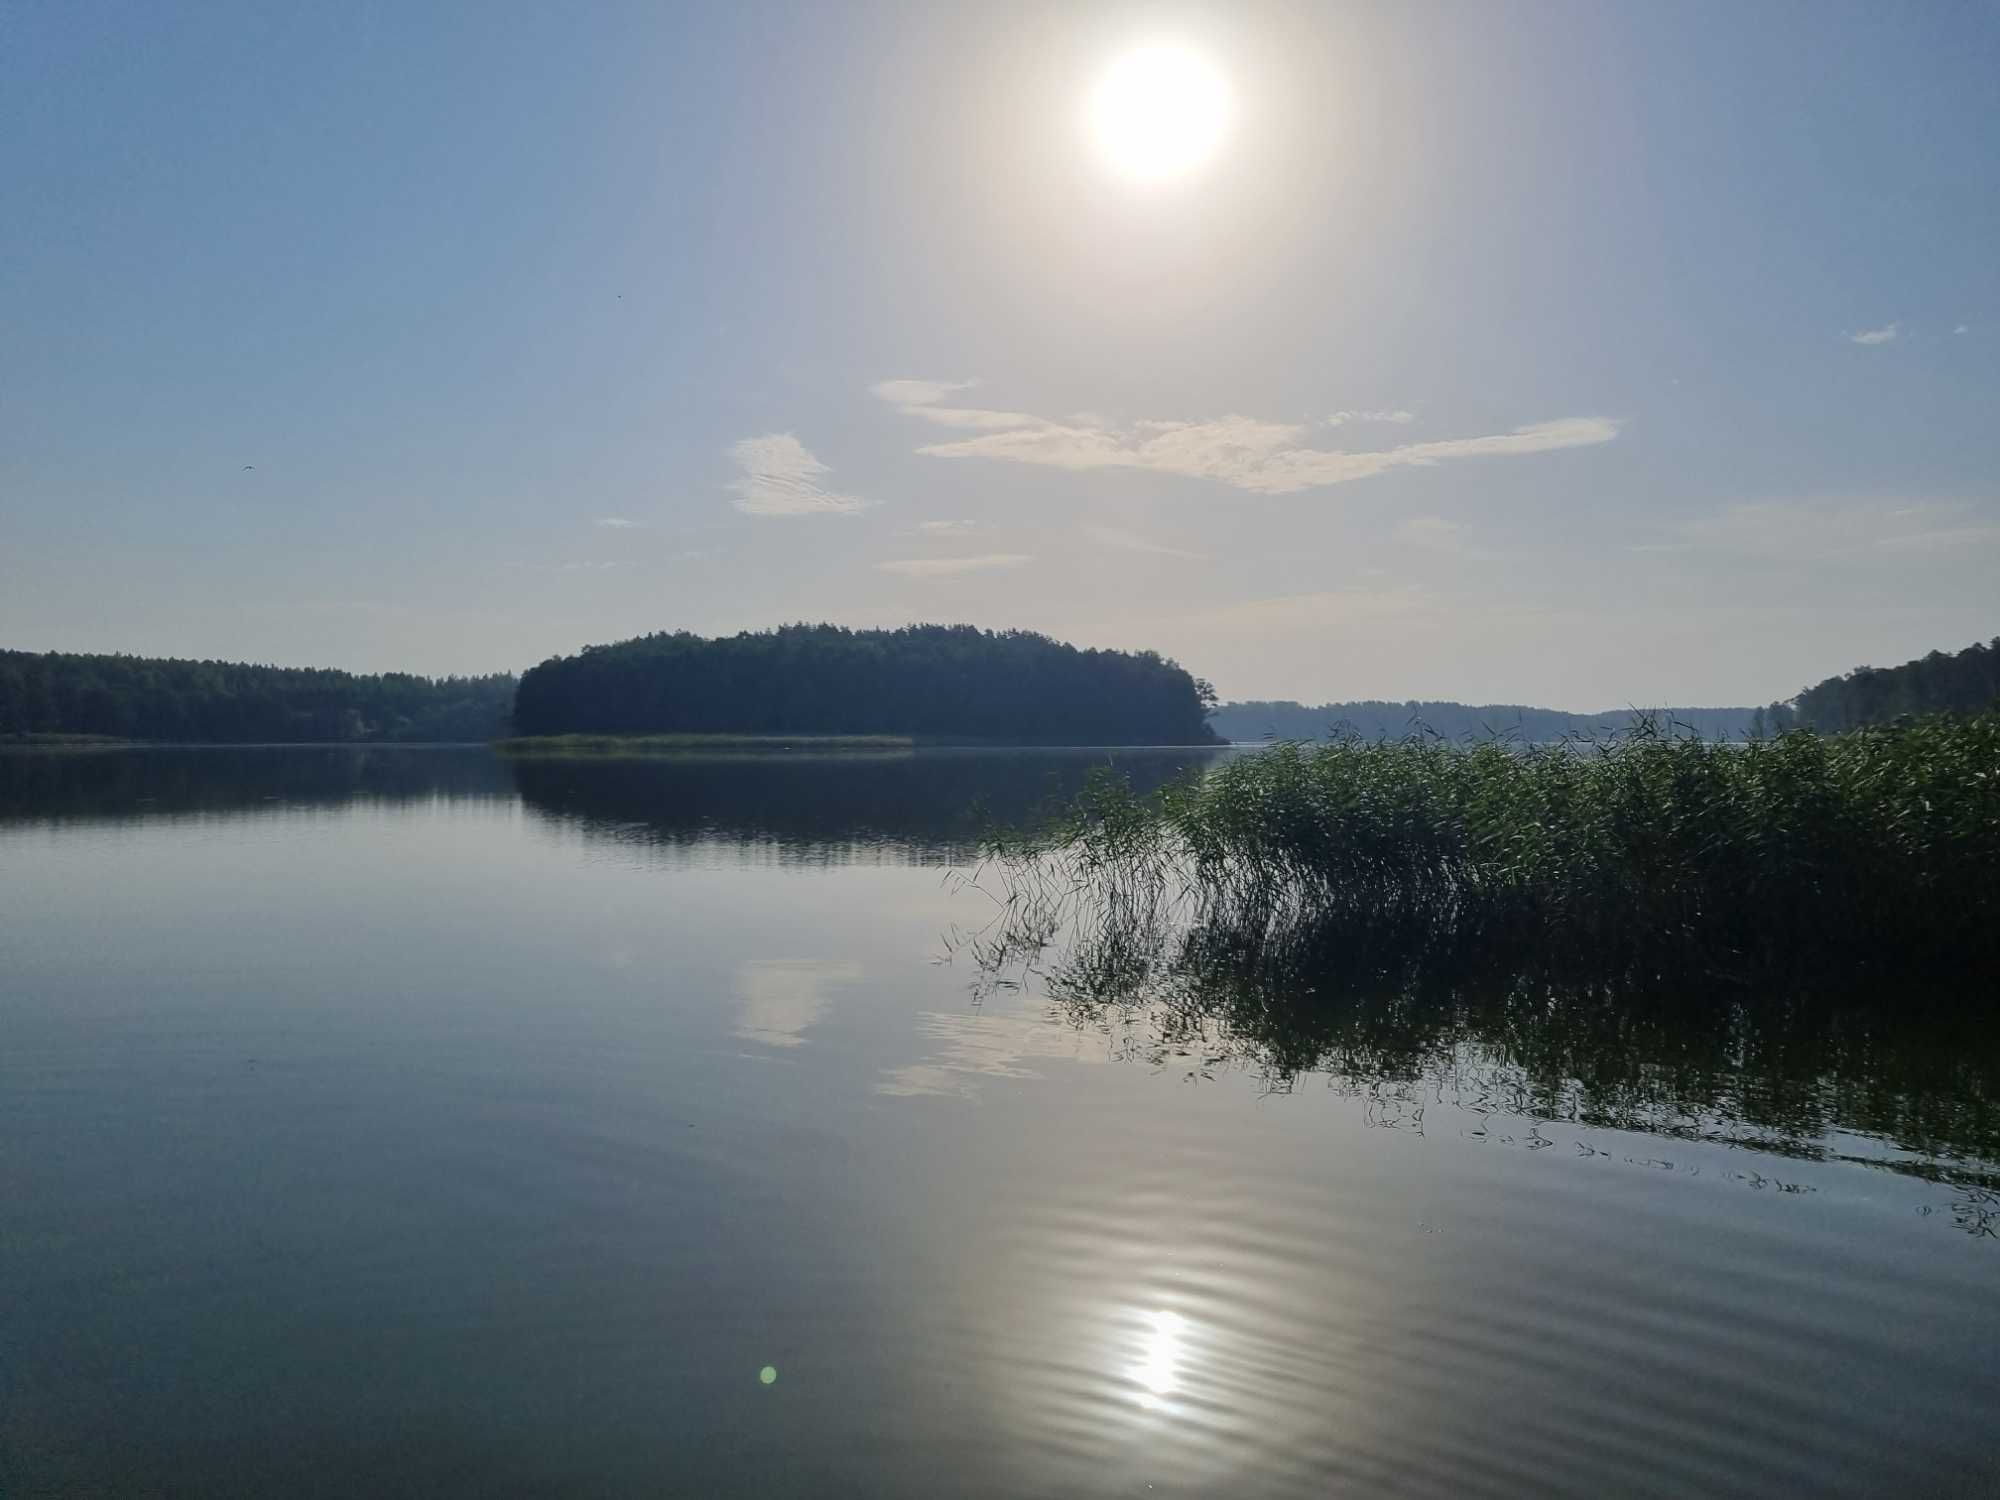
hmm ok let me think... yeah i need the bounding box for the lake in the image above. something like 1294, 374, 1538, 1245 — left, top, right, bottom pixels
3, 745, 1996, 1498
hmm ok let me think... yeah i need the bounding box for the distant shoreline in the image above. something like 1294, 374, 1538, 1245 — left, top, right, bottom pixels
0, 731, 134, 747
494, 733, 919, 754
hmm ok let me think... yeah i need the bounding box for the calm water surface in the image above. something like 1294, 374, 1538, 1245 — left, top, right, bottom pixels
3, 747, 1996, 1498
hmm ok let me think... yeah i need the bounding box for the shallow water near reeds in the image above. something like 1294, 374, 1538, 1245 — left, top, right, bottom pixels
3, 745, 1996, 1498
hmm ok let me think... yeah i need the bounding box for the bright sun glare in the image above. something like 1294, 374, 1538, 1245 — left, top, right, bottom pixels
1127, 1309, 1188, 1408
1089, 44, 1230, 182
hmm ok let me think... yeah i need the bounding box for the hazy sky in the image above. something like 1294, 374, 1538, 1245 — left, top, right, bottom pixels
4, 1, 1995, 708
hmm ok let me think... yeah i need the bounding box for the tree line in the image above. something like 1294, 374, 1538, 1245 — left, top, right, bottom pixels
1756, 636, 1998, 734
1206, 699, 1761, 743
512, 623, 1222, 745
7, 630, 1990, 746
0, 650, 515, 743
1211, 636, 2000, 743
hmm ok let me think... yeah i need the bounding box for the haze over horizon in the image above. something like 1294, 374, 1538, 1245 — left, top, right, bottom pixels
4, 2, 1995, 710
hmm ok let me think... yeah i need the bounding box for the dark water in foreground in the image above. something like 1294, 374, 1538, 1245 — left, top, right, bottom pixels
3, 746, 1996, 1498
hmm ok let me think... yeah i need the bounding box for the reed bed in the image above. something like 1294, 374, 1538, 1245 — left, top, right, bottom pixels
984, 711, 2000, 989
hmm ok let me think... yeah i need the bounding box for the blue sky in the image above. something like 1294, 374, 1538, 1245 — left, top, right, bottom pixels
4, 0, 1995, 707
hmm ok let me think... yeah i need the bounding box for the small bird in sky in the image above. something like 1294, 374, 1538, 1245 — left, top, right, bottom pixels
242, 464, 255, 470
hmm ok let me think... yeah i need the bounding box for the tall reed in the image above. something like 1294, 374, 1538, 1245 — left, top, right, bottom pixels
991, 711, 2000, 988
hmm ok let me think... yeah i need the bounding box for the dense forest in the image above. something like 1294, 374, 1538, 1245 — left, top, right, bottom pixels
1206, 699, 1760, 743
1760, 637, 1999, 733
0, 651, 515, 743
512, 624, 1222, 745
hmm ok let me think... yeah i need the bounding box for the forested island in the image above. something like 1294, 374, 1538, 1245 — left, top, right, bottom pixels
512, 624, 1222, 746
0, 651, 514, 743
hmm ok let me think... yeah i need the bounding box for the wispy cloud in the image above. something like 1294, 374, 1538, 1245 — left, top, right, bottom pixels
1327, 408, 1416, 427
875, 381, 1616, 496
300, 599, 416, 616
1677, 499, 2000, 559
1849, 323, 1899, 346
1394, 515, 1488, 555
594, 516, 642, 529
1397, 515, 1461, 546
870, 378, 977, 407
914, 519, 977, 534
1081, 524, 1207, 560
1186, 585, 1433, 632
873, 378, 1035, 431
876, 553, 1033, 577
728, 433, 872, 516
1955, 324, 1971, 336
1872, 522, 2000, 553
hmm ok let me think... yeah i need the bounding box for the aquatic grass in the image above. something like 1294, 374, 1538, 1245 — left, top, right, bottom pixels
958, 719, 2000, 1176
987, 711, 2000, 989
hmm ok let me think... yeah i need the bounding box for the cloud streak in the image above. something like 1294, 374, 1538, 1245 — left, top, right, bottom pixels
870, 378, 977, 407
1676, 499, 2000, 559
1082, 524, 1207, 560
728, 433, 872, 516
1849, 323, 1899, 346
876, 553, 1033, 577
875, 380, 1616, 495
1327, 408, 1416, 426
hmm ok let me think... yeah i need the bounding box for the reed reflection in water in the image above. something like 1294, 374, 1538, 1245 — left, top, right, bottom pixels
956, 843, 2000, 1199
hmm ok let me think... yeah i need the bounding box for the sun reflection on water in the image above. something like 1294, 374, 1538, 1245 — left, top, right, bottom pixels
1127, 1308, 1190, 1409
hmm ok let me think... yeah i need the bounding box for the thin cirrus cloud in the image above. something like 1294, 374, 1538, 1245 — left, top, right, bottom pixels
1395, 515, 1503, 561
1849, 323, 1899, 346
876, 553, 1033, 577
1081, 524, 1207, 560
728, 433, 873, 516
1396, 516, 1465, 550
1327, 409, 1416, 426
871, 377, 1039, 432
1674, 498, 2000, 559
875, 381, 1617, 496
594, 516, 642, 528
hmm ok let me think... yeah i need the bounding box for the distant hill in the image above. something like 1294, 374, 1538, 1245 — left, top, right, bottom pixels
1766, 636, 1998, 732
1206, 699, 1760, 744
0, 650, 515, 743
513, 623, 1222, 746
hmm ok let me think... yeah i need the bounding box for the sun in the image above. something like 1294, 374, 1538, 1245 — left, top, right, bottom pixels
1088, 44, 1230, 183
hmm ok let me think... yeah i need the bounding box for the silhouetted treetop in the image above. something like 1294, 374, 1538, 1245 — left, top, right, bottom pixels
1765, 636, 1999, 732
